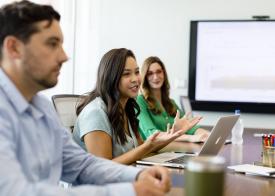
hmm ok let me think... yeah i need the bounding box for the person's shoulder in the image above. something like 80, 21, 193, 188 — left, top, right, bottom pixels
76, 97, 112, 135
170, 98, 178, 106
169, 97, 175, 102
79, 97, 107, 119
34, 93, 55, 112
36, 93, 52, 103
85, 97, 106, 111
0, 90, 9, 108
136, 94, 144, 100
0, 89, 15, 120
34, 94, 62, 121
136, 94, 146, 104
169, 98, 182, 113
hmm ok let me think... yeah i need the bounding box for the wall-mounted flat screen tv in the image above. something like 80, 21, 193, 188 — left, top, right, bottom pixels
188, 20, 275, 113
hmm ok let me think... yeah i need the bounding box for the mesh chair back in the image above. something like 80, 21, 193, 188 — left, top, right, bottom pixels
52, 94, 84, 132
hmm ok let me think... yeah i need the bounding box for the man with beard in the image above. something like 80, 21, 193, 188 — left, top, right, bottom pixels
0, 1, 170, 196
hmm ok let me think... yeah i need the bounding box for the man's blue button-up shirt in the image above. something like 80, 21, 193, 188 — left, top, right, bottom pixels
0, 68, 140, 195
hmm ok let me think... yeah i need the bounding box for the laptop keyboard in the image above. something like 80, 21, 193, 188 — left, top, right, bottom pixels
166, 156, 192, 164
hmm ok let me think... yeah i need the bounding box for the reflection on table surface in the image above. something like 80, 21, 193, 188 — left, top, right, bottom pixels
154, 129, 275, 196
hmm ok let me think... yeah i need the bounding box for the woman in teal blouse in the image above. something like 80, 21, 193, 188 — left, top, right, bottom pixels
73, 49, 202, 165
137, 56, 209, 142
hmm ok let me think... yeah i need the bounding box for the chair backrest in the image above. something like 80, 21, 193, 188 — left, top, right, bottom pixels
52, 94, 84, 132
179, 95, 193, 117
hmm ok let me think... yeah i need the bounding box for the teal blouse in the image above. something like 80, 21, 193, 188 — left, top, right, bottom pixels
137, 95, 198, 140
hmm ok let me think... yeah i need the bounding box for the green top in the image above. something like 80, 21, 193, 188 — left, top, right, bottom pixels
137, 95, 198, 140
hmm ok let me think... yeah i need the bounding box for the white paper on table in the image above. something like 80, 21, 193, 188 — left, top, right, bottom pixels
228, 164, 275, 177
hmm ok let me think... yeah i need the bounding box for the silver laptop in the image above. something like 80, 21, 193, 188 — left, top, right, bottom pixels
136, 115, 239, 168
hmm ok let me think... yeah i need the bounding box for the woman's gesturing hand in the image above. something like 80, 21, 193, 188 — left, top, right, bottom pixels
173, 110, 202, 134
145, 123, 184, 152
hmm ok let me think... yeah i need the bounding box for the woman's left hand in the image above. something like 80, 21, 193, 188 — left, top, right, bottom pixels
173, 110, 202, 133
193, 128, 210, 142
184, 132, 209, 143
145, 123, 184, 152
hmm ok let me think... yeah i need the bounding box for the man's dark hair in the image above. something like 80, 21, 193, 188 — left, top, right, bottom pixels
0, 0, 60, 59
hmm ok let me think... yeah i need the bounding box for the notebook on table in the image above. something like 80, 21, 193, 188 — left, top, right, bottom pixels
136, 115, 239, 168
228, 164, 275, 177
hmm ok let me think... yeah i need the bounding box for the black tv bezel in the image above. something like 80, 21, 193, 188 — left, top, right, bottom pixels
188, 20, 275, 114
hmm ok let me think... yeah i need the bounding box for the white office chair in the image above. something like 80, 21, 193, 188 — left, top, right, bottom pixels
52, 94, 86, 188
180, 95, 193, 117
52, 94, 84, 132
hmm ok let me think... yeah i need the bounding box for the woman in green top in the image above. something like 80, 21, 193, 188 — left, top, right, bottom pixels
137, 56, 209, 142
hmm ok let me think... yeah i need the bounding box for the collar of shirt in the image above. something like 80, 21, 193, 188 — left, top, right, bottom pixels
0, 68, 44, 120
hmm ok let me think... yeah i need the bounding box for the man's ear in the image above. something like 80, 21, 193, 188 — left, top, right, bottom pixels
3, 36, 23, 59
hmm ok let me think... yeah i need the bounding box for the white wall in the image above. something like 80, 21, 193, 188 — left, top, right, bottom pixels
22, 0, 274, 129
97, 0, 275, 94
94, 0, 275, 129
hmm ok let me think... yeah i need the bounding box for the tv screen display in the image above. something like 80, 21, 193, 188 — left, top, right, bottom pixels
188, 20, 275, 113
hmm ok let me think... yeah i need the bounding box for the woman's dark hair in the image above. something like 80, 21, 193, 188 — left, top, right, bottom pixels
0, 0, 60, 60
140, 56, 177, 116
77, 48, 141, 145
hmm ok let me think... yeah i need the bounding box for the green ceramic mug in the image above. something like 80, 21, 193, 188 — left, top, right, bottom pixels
185, 156, 225, 196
